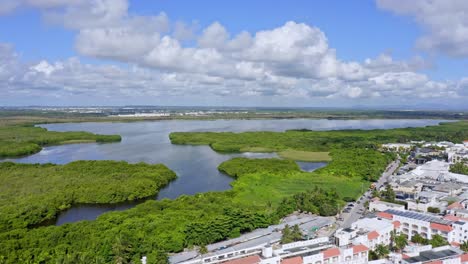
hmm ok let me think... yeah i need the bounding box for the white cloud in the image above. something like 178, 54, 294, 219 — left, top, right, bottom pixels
377, 0, 468, 57
0, 0, 467, 106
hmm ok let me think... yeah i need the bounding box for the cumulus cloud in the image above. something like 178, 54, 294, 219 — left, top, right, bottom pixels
0, 0, 467, 106
377, 0, 468, 57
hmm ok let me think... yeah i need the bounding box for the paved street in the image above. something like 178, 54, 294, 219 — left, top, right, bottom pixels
338, 159, 400, 229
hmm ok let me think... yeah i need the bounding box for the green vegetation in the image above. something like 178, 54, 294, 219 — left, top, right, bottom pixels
461, 241, 468, 252
393, 234, 408, 252
219, 157, 366, 206
0, 161, 176, 232
1, 121, 468, 263
429, 234, 449, 248
409, 233, 448, 248
450, 162, 468, 175
381, 185, 396, 202
411, 233, 428, 244
277, 150, 331, 162
281, 224, 303, 244
427, 207, 441, 214
369, 244, 390, 260
0, 125, 121, 157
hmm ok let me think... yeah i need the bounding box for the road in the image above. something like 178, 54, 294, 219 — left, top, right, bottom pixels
338, 159, 400, 229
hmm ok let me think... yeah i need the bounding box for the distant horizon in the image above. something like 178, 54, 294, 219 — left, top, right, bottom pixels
2, 105, 468, 112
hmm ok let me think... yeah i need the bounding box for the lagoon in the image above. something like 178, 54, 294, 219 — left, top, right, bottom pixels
6, 119, 446, 224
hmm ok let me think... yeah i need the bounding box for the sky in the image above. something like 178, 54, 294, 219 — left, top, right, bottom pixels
0, 0, 467, 109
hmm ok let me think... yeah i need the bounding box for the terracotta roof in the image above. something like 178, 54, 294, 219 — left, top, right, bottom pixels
402, 254, 410, 259
377, 211, 393, 220
367, 230, 379, 240
223, 255, 261, 264
352, 244, 369, 254
393, 221, 401, 228
281, 256, 302, 264
444, 215, 461, 221
430, 222, 453, 232
322, 248, 341, 259
461, 253, 468, 262
448, 202, 463, 210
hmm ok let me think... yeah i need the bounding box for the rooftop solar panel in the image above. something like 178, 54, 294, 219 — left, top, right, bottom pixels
384, 209, 452, 225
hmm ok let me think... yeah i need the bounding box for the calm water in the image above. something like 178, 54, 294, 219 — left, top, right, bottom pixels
5, 119, 446, 225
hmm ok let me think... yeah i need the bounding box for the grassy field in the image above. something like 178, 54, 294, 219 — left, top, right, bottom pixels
278, 150, 332, 161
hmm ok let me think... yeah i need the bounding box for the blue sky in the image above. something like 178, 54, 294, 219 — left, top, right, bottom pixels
0, 0, 467, 108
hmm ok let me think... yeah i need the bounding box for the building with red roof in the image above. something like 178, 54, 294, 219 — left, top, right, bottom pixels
321, 247, 340, 259
367, 230, 379, 240
280, 256, 302, 264
222, 255, 261, 264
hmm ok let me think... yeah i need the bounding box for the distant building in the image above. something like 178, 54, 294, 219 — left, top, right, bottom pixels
381, 143, 413, 152
447, 144, 468, 164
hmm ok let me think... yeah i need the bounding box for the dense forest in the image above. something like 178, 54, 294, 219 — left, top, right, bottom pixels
0, 161, 176, 232
0, 158, 345, 264
0, 125, 121, 157
1, 121, 467, 263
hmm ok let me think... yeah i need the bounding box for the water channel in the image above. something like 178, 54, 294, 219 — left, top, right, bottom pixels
4, 119, 446, 225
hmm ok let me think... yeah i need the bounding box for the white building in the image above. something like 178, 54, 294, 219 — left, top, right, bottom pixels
381, 143, 413, 152
398, 160, 468, 184
335, 217, 394, 250
377, 209, 468, 244
447, 144, 468, 164
369, 198, 405, 212
400, 245, 467, 264
406, 191, 447, 213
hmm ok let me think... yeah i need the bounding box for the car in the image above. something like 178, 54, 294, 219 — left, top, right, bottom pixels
348, 203, 354, 207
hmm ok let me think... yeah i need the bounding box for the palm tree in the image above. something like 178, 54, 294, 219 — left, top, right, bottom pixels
461, 241, 468, 252
389, 230, 396, 250
394, 234, 408, 252
373, 244, 390, 259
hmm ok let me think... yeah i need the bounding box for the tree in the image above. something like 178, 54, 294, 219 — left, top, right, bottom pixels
427, 207, 440, 214
429, 234, 448, 248
198, 245, 208, 255
281, 225, 293, 244
281, 224, 303, 244
411, 233, 428, 245
370, 244, 390, 260
371, 189, 380, 198
394, 234, 408, 252
461, 241, 468, 252
381, 185, 396, 202
291, 224, 303, 241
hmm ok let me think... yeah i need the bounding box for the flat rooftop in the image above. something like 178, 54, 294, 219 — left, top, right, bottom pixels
384, 209, 452, 225
404, 249, 459, 263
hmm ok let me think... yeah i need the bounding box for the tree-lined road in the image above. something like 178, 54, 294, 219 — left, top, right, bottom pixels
338, 159, 400, 229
